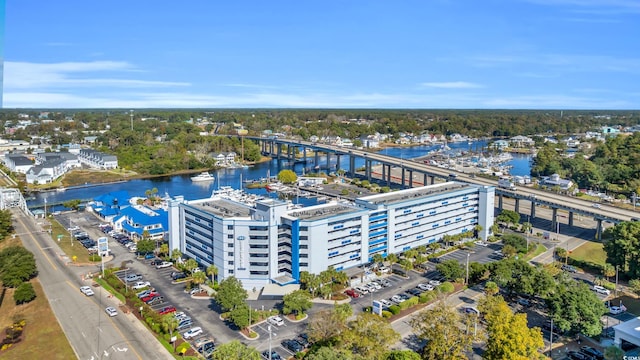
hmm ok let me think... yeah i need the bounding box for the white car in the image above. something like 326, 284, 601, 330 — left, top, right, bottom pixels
609, 306, 624, 315
124, 274, 142, 282
369, 282, 382, 290
80, 286, 95, 296
379, 299, 393, 308
183, 326, 203, 339
267, 316, 285, 326
365, 283, 378, 292
390, 295, 405, 304
417, 283, 434, 291
131, 281, 151, 290
593, 285, 611, 295
428, 280, 441, 286
592, 203, 602, 209
378, 266, 390, 274
156, 261, 173, 269
355, 286, 369, 294
105, 307, 118, 317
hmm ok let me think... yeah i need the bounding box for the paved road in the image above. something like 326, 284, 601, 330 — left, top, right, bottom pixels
12, 209, 172, 360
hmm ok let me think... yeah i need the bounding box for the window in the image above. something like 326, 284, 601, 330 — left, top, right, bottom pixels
300, 254, 308, 258
300, 244, 308, 249
227, 243, 234, 248
300, 262, 308, 267
227, 252, 234, 257
228, 269, 234, 274
228, 261, 234, 265
227, 225, 234, 230
227, 234, 233, 239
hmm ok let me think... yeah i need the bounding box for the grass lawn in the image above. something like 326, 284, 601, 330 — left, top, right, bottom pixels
0, 237, 76, 359
569, 241, 607, 268
524, 244, 547, 261
49, 217, 91, 263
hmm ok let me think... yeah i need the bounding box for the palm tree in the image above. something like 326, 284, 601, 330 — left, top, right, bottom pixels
603, 263, 616, 281
334, 271, 349, 287
372, 253, 384, 268
162, 314, 179, 351
171, 248, 182, 263
184, 258, 199, 274
191, 271, 207, 288
386, 253, 398, 266
207, 264, 218, 285
159, 243, 169, 257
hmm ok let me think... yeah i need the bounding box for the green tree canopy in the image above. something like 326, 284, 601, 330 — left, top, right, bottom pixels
545, 280, 608, 336
62, 199, 82, 211
435, 259, 465, 281
277, 169, 298, 184
136, 239, 155, 254
0, 209, 13, 240
0, 246, 38, 288
410, 300, 474, 359
603, 221, 640, 278
13, 282, 36, 305
306, 346, 355, 360
502, 234, 528, 253
210, 340, 260, 360
340, 313, 400, 360
384, 350, 421, 360
215, 276, 248, 312
283, 289, 313, 316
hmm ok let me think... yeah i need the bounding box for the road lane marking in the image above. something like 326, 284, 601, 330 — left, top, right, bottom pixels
16, 216, 58, 271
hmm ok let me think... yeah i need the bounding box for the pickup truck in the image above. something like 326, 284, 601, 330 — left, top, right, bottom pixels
156, 261, 173, 269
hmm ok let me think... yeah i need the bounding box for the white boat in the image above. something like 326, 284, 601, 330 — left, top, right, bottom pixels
191, 172, 215, 182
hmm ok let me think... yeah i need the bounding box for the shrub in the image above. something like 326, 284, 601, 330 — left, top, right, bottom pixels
176, 342, 190, 355
381, 310, 392, 318
13, 282, 36, 305
438, 282, 455, 294
387, 305, 400, 315
88, 254, 101, 262
419, 291, 436, 303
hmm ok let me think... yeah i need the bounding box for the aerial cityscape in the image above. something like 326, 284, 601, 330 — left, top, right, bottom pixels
1, 2, 640, 360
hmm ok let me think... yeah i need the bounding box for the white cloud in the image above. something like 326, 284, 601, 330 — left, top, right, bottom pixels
522, 0, 640, 14
421, 81, 484, 89
4, 61, 190, 90
470, 54, 640, 74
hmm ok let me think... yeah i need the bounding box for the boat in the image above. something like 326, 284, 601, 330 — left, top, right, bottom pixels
191, 172, 215, 182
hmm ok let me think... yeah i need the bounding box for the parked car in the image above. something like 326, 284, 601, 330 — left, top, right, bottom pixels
183, 326, 203, 339
428, 279, 441, 286
172, 272, 187, 280
369, 281, 382, 290
365, 283, 377, 292
355, 286, 369, 295
141, 294, 161, 303
198, 341, 215, 355
344, 289, 360, 298
262, 350, 282, 360
131, 281, 151, 290
561, 264, 578, 273
517, 298, 531, 307
147, 297, 165, 306
378, 266, 390, 274
295, 334, 310, 348
406, 288, 422, 297
80, 286, 95, 296
267, 316, 284, 326
190, 287, 205, 295
568, 350, 591, 360
580, 346, 604, 360
609, 306, 624, 315
158, 306, 177, 315
177, 320, 193, 330
105, 307, 118, 317
463, 307, 480, 315
379, 279, 392, 287
379, 299, 393, 308
156, 261, 173, 269
417, 283, 434, 291
124, 274, 142, 282
282, 339, 304, 353
390, 295, 405, 304
137, 290, 156, 298
593, 285, 611, 295
150, 259, 163, 266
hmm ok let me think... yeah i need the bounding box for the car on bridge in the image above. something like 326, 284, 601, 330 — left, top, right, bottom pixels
80, 286, 94, 296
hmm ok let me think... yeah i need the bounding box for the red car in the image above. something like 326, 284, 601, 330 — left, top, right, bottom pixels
345, 289, 360, 298
158, 306, 177, 315
141, 293, 160, 302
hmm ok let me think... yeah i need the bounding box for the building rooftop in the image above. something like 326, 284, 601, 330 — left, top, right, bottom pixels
288, 201, 360, 221
193, 198, 252, 218
358, 182, 469, 206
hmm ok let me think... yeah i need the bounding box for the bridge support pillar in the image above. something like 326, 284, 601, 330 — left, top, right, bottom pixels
423, 174, 427, 186
336, 154, 341, 171
269, 141, 274, 156
530, 200, 536, 220
303, 147, 307, 162
551, 208, 558, 230
514, 198, 520, 214
382, 163, 386, 183
430, 176, 435, 185
568, 212, 574, 227
387, 165, 391, 186
596, 219, 603, 241
401, 167, 406, 187
408, 170, 413, 187
498, 194, 503, 210
366, 160, 372, 181
315, 151, 320, 169
326, 152, 331, 173
277, 143, 283, 159
349, 156, 355, 177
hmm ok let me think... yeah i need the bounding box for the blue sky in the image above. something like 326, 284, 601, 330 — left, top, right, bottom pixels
3, 0, 640, 109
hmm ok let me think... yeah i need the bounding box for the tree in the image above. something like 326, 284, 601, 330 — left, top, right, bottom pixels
479, 295, 544, 360
333, 303, 353, 322
340, 313, 400, 360
603, 263, 616, 281
484, 281, 499, 296
184, 258, 199, 273
283, 289, 313, 316
228, 303, 251, 330
521, 222, 532, 235
13, 282, 36, 305
210, 340, 260, 360
497, 209, 520, 228
384, 350, 421, 360
0, 246, 38, 288
191, 271, 207, 287
502, 234, 528, 253
170, 248, 182, 262
307, 308, 348, 345
277, 169, 297, 184
604, 345, 625, 360
603, 221, 640, 278
435, 259, 465, 281
502, 244, 517, 258
136, 239, 155, 254
215, 276, 248, 312
386, 253, 398, 265
306, 346, 354, 360
629, 279, 640, 295
159, 243, 169, 257
372, 253, 384, 266
62, 199, 82, 211
161, 314, 179, 351
0, 209, 12, 240
207, 264, 218, 284
411, 300, 473, 360
546, 280, 608, 336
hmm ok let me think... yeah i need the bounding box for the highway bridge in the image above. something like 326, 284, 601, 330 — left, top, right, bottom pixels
250, 136, 639, 239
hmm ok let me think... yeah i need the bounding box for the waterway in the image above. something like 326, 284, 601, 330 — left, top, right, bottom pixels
27, 140, 532, 210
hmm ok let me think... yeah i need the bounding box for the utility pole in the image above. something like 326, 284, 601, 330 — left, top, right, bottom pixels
465, 252, 470, 285
615, 265, 619, 298
130, 110, 134, 131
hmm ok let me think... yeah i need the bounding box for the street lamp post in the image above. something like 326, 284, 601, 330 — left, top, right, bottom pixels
465, 253, 470, 285
615, 265, 619, 298
130, 110, 134, 131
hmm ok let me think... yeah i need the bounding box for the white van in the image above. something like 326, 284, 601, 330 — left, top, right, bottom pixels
593, 285, 611, 295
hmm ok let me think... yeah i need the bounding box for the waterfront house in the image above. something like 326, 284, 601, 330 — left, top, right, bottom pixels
3, 154, 33, 174
539, 174, 574, 192
509, 135, 535, 148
